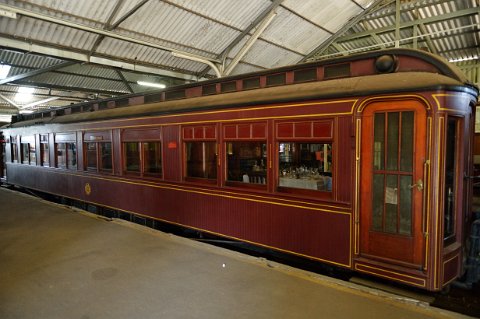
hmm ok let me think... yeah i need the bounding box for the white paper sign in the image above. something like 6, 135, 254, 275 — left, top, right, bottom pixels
385, 187, 398, 205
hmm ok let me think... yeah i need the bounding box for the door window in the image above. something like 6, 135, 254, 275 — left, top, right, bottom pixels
372, 111, 414, 236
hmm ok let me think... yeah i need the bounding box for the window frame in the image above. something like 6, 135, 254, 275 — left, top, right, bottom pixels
84, 131, 113, 174
40, 134, 49, 167
10, 136, 18, 163
274, 119, 335, 200
20, 135, 36, 165
54, 133, 77, 170
182, 125, 218, 185
224, 140, 268, 190
121, 128, 163, 179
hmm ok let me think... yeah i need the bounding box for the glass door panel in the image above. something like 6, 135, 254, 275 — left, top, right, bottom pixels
360, 100, 426, 266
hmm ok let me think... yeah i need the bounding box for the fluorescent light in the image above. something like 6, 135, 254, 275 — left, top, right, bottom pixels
0, 64, 11, 79
19, 110, 34, 114
449, 56, 479, 63
137, 81, 166, 89
0, 115, 12, 122
18, 87, 35, 94
15, 87, 35, 103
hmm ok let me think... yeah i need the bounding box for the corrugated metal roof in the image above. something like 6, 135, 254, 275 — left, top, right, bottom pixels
0, 0, 477, 118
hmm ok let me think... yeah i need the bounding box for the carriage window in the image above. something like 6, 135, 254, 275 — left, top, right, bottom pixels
185, 142, 217, 180
278, 142, 332, 192
67, 143, 77, 169
29, 143, 36, 165
85, 142, 112, 172
56, 143, 66, 168
444, 117, 459, 244
226, 142, 267, 185
100, 143, 113, 172
11, 137, 18, 163
40, 136, 49, 167
143, 142, 162, 177
124, 142, 140, 173
21, 143, 29, 164
56, 142, 76, 169
85, 142, 97, 170
123, 142, 162, 177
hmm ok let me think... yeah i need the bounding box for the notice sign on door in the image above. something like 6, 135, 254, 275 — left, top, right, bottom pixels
385, 187, 398, 205
168, 141, 177, 149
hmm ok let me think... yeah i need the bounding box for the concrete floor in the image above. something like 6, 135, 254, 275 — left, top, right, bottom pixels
0, 187, 471, 319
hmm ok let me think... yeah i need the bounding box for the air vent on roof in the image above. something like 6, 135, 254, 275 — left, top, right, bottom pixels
144, 93, 163, 104
202, 84, 217, 96
116, 98, 129, 107
165, 90, 186, 100
71, 106, 82, 114
294, 68, 317, 83
221, 81, 237, 93
98, 101, 109, 110
243, 77, 260, 90
324, 63, 351, 79
266, 73, 286, 87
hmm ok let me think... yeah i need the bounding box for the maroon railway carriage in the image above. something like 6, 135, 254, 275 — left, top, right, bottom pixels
1, 49, 479, 291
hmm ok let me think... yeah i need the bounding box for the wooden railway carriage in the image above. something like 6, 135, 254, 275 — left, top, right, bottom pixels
1, 49, 478, 291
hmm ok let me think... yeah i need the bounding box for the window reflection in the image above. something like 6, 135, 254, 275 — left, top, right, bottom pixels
143, 142, 162, 176
21, 143, 29, 164
100, 142, 113, 172
124, 142, 140, 173
41, 142, 49, 167
85, 142, 97, 169
278, 142, 332, 192
186, 142, 217, 179
226, 141, 267, 185
56, 142, 76, 170
86, 142, 112, 172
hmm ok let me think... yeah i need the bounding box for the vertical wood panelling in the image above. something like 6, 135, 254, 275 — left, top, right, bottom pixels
163, 125, 181, 181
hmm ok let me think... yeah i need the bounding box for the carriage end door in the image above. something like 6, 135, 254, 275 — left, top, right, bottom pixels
359, 100, 426, 267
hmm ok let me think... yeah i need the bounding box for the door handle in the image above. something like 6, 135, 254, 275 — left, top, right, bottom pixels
409, 178, 423, 191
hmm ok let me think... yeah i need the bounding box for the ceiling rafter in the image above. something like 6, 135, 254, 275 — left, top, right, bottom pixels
301, 0, 392, 62
89, 0, 151, 58
198, 0, 285, 78
0, 61, 76, 86
335, 7, 479, 43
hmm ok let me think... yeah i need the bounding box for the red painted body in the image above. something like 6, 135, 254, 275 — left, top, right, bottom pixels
2, 49, 478, 290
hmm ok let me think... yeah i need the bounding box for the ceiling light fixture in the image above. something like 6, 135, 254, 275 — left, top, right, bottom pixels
137, 81, 166, 89
449, 56, 479, 63
15, 86, 35, 103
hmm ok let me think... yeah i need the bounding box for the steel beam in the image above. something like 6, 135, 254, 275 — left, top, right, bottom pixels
301, 0, 391, 62
199, 0, 285, 77
335, 7, 480, 43
223, 10, 277, 76
0, 61, 76, 86
0, 3, 221, 65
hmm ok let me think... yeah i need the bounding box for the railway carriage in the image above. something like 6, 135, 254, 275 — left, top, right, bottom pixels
1, 48, 479, 291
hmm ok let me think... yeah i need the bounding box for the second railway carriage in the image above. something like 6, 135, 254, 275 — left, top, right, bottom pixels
1, 49, 479, 291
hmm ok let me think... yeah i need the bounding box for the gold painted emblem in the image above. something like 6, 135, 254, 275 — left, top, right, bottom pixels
84, 183, 91, 195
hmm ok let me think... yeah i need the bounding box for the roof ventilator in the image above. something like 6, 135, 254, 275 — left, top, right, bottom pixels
375, 55, 397, 73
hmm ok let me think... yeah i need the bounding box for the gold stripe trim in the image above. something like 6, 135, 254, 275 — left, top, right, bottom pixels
356, 94, 432, 113
11, 180, 352, 268
355, 263, 426, 287
354, 118, 361, 255
434, 116, 444, 289
18, 165, 352, 215
424, 117, 432, 271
